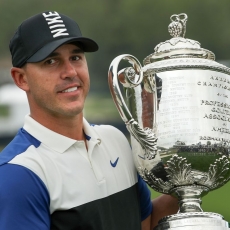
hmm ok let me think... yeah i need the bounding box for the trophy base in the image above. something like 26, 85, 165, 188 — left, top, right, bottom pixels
154, 212, 230, 230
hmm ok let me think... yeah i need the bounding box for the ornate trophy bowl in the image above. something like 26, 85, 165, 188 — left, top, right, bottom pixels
108, 14, 230, 229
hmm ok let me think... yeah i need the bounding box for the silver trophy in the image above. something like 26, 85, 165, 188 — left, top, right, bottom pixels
108, 13, 230, 229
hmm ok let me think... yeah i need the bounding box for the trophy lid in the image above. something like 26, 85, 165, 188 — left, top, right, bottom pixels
143, 13, 215, 65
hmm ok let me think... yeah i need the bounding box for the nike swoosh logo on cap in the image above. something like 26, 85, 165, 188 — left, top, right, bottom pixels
110, 157, 119, 167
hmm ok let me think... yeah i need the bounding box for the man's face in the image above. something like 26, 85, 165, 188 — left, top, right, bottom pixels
23, 43, 90, 119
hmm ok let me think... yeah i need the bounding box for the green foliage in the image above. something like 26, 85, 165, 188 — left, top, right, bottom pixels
0, 104, 9, 117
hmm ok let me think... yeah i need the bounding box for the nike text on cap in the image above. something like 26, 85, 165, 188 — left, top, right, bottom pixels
9, 11, 99, 67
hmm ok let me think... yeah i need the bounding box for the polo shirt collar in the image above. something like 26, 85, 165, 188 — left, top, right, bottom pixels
23, 115, 100, 153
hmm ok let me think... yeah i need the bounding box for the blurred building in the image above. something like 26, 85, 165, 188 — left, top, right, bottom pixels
0, 83, 29, 145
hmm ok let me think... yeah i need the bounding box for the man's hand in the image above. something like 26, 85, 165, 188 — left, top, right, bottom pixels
141, 194, 179, 230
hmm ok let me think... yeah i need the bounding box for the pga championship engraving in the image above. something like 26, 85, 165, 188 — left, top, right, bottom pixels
108, 14, 230, 229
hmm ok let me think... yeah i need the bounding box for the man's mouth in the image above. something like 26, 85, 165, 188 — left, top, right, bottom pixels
61, 86, 78, 93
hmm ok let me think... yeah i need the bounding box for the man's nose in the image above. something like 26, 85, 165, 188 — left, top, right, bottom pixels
60, 61, 77, 79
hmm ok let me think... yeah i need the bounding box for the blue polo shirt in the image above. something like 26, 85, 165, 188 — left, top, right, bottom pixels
0, 115, 152, 229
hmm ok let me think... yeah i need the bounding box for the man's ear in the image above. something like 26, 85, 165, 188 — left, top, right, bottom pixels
11, 67, 29, 92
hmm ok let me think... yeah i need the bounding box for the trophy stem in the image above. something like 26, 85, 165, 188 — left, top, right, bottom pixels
171, 185, 209, 213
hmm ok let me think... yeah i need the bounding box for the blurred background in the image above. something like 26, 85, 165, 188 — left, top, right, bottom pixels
0, 0, 230, 222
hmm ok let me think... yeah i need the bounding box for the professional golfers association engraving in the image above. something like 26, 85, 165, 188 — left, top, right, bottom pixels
108, 14, 230, 229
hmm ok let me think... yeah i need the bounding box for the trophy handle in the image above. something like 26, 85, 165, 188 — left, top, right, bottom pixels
108, 54, 157, 160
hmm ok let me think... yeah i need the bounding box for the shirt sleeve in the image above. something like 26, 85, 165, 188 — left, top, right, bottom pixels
0, 164, 50, 229
138, 174, 153, 221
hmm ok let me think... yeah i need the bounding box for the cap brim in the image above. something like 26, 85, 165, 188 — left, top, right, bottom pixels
27, 37, 98, 63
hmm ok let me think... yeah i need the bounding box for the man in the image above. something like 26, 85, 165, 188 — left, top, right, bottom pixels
0, 11, 178, 229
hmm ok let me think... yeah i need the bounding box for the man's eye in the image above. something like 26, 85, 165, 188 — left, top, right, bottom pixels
45, 59, 56, 65
72, 56, 80, 61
